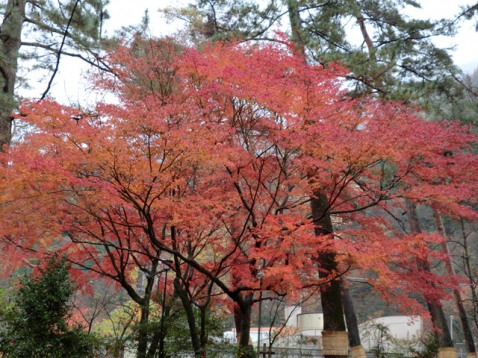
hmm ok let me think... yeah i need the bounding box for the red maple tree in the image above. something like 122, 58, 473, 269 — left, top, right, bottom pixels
1, 37, 477, 357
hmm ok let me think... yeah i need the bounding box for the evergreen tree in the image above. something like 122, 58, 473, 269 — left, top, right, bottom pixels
458, 2, 478, 31
0, 255, 102, 358
0, 0, 109, 148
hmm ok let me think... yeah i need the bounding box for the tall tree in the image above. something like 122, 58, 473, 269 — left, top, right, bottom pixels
0, 0, 108, 148
165, 2, 478, 354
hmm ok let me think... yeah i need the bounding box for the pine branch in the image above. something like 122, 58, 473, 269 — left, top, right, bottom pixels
21, 41, 110, 71
41, 0, 81, 100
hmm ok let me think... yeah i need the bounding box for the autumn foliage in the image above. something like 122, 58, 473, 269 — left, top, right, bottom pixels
1, 38, 477, 349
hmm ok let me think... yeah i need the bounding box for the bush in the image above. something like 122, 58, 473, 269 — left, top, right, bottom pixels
0, 255, 103, 358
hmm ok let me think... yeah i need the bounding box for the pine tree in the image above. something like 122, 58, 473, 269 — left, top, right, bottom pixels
0, 0, 109, 148
0, 255, 101, 358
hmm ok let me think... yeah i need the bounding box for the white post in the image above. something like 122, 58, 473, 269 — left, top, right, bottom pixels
450, 315, 453, 341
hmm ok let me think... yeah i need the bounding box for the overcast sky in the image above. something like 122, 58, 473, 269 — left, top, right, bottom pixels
36, 0, 478, 105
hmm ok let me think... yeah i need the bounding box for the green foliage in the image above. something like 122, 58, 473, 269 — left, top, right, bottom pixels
424, 71, 478, 125
361, 320, 392, 357
162, 0, 281, 43
124, 301, 230, 356
458, 3, 478, 31
409, 333, 439, 358
0, 255, 103, 358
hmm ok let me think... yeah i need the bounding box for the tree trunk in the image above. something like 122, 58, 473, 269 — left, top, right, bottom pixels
286, 0, 305, 56
174, 273, 204, 357
137, 300, 150, 358
287, 1, 352, 356
136, 260, 160, 358
433, 211, 476, 356
199, 305, 207, 354
233, 295, 255, 358
459, 219, 478, 347
311, 192, 348, 358
0, 0, 25, 149
342, 281, 366, 358
405, 199, 454, 356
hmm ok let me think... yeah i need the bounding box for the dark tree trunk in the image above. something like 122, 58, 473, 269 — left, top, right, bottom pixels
174, 273, 204, 357
233, 295, 255, 358
136, 261, 159, 358
137, 299, 150, 358
0, 0, 25, 149
199, 305, 207, 352
460, 219, 478, 354
342, 283, 360, 346
433, 211, 476, 355
405, 200, 454, 355
311, 192, 348, 358
342, 281, 366, 358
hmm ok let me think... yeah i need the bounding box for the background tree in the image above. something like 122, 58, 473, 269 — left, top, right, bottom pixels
163, 0, 460, 101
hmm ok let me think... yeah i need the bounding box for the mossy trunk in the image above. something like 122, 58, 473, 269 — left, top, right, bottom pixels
0, 0, 25, 149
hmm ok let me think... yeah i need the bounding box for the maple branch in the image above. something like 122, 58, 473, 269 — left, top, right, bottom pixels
225, 166, 257, 226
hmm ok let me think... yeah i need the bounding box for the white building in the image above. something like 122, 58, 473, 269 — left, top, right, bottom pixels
223, 327, 273, 344
359, 315, 423, 353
